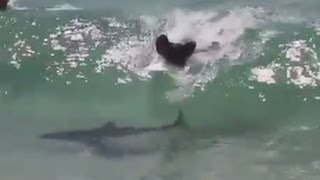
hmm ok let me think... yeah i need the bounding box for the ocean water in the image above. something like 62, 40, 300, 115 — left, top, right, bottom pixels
2, 0, 320, 179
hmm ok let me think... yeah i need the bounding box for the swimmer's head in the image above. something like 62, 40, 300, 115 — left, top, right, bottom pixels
155, 34, 169, 54
157, 34, 169, 43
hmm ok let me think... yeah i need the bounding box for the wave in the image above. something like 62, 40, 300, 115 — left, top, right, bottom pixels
3, 5, 320, 103
92, 7, 268, 101
45, 4, 83, 11
7, 1, 82, 11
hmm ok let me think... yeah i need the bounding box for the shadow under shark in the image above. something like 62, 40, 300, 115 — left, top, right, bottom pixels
39, 110, 193, 157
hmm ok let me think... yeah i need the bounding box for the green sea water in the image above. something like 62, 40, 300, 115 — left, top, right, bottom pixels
2, 0, 320, 180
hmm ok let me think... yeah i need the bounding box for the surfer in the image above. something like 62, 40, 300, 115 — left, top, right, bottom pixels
155, 34, 220, 67
0, 0, 9, 11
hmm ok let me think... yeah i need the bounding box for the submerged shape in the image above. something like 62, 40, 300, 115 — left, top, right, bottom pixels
39, 110, 189, 157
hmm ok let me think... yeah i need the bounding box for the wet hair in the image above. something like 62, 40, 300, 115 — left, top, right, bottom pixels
155, 34, 169, 55
155, 34, 196, 67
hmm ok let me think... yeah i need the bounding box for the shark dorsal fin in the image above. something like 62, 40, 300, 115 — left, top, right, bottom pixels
103, 121, 116, 129
173, 109, 185, 127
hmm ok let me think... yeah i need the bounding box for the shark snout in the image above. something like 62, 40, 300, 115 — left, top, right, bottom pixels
40, 131, 85, 141
40, 132, 70, 140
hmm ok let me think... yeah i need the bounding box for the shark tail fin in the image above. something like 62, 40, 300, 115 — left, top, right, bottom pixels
173, 109, 186, 127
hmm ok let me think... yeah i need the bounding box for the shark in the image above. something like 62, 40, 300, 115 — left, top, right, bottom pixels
39, 110, 192, 157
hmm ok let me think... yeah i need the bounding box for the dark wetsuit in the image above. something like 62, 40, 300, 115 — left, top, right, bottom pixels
0, 0, 9, 11
155, 34, 196, 67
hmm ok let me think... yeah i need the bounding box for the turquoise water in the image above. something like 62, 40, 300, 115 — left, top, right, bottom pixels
2, 0, 320, 179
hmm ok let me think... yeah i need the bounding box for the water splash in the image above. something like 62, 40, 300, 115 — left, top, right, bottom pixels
99, 7, 267, 101
45, 4, 83, 11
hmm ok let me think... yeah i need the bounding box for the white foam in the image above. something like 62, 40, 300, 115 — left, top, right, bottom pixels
99, 7, 266, 101
259, 30, 279, 44
145, 62, 168, 71
8, 0, 29, 10
250, 67, 276, 84
46, 4, 82, 11
287, 66, 317, 87
284, 40, 318, 62
7, 0, 16, 6
250, 39, 320, 88
164, 7, 263, 64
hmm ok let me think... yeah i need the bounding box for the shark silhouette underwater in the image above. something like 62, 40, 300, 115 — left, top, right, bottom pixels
39, 110, 192, 157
